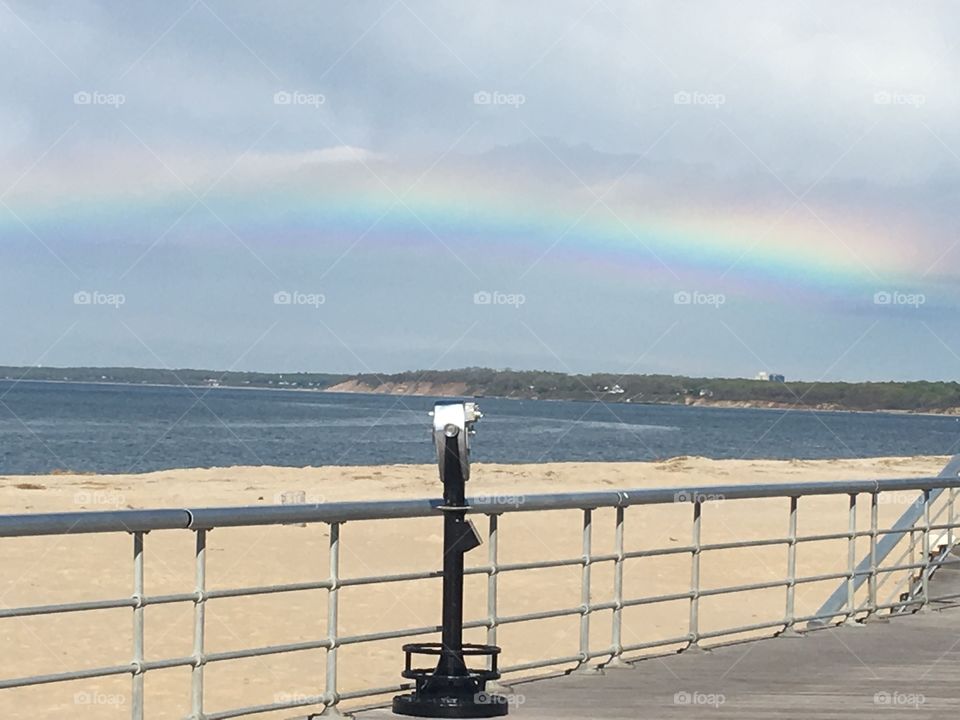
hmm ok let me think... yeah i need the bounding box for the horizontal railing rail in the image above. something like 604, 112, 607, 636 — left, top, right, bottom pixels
2, 462, 959, 720
2, 475, 959, 537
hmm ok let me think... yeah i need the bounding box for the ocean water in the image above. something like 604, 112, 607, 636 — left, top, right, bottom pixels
0, 380, 958, 474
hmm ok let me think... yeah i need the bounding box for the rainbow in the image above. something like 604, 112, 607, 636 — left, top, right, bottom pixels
1, 160, 931, 300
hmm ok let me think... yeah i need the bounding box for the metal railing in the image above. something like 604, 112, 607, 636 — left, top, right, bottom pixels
811, 455, 960, 624
3, 460, 960, 719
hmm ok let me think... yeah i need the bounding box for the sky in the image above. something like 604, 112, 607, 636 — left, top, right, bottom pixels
1, 0, 959, 381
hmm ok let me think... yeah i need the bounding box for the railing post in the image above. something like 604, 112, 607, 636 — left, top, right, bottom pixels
920, 490, 931, 612
486, 514, 500, 659
909, 528, 917, 573
868, 493, 879, 617
131, 531, 145, 720
484, 513, 516, 695
321, 522, 343, 716
781, 496, 802, 637
949, 487, 957, 548
606, 506, 631, 667
574, 508, 600, 674
687, 500, 703, 650
191, 529, 207, 720
842, 494, 859, 626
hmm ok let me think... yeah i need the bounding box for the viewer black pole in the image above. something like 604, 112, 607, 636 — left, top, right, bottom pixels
437, 432, 468, 679
393, 402, 508, 718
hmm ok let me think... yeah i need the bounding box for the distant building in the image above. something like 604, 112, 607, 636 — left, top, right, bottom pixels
755, 371, 786, 383
755, 371, 769, 381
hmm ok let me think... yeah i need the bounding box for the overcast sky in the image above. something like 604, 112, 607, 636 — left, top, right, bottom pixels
2, 1, 959, 380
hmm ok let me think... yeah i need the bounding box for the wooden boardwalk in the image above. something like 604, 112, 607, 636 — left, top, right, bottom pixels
358, 566, 960, 719
508, 608, 960, 718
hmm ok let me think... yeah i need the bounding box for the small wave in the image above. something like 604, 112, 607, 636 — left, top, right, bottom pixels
507, 420, 679, 433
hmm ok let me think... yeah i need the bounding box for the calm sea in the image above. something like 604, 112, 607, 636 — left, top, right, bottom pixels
0, 380, 957, 474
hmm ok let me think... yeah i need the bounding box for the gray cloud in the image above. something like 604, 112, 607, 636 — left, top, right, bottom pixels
2, 0, 960, 380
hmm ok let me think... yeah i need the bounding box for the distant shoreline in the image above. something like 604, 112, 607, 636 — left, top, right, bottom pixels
4, 376, 960, 418
0, 377, 328, 395
323, 379, 960, 417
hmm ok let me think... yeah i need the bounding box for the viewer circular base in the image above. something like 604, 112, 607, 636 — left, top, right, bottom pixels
392, 691, 509, 718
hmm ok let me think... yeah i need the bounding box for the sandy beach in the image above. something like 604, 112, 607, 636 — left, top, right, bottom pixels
0, 455, 949, 719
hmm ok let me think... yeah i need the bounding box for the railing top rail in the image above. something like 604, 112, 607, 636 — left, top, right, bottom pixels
0, 473, 958, 538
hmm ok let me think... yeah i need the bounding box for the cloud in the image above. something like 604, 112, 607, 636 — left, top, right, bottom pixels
3, 0, 959, 181
3, 0, 960, 378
